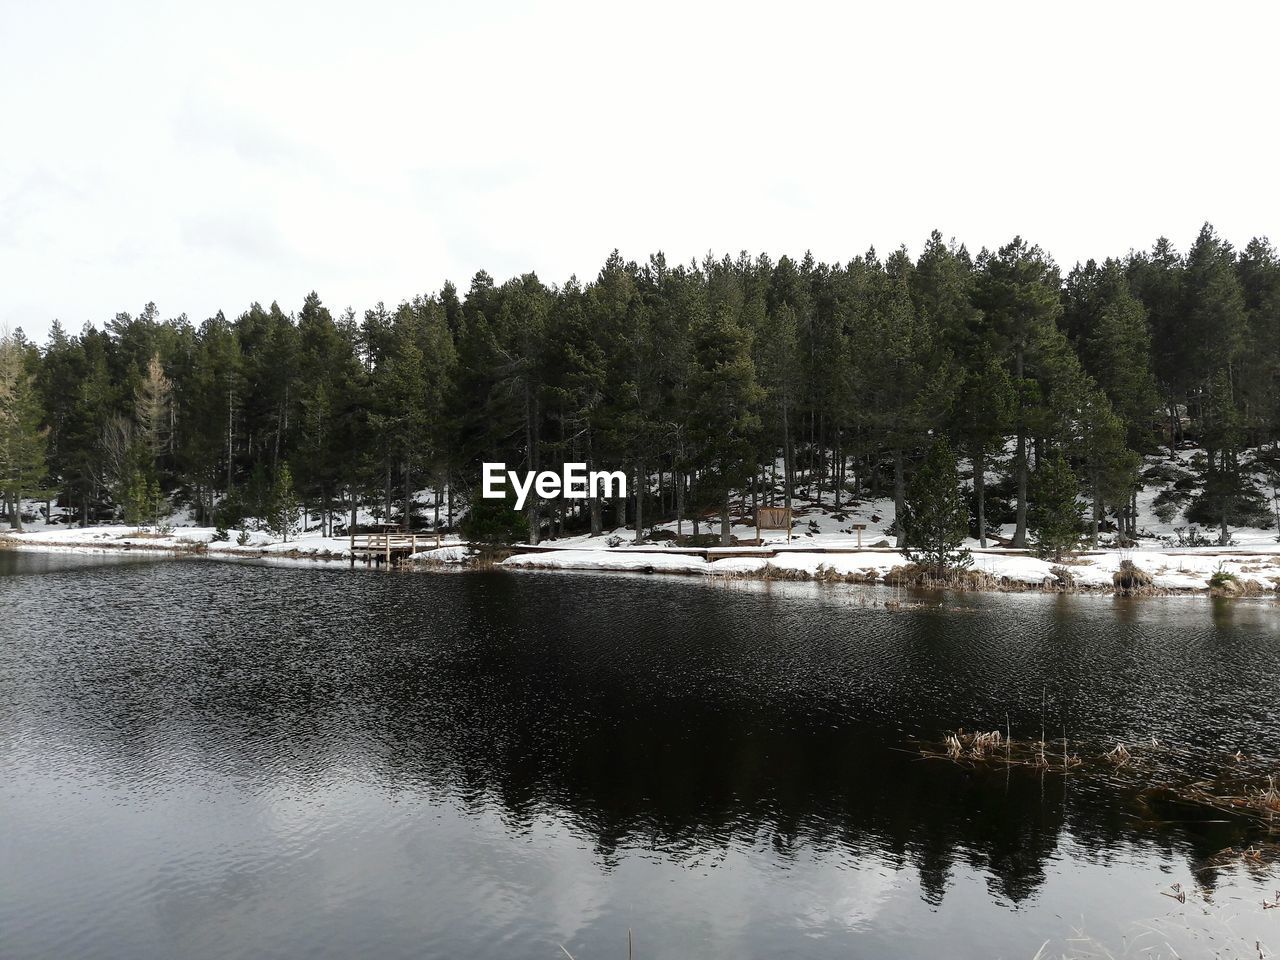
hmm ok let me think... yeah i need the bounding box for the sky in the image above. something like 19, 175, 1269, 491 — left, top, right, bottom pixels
2, 0, 1277, 343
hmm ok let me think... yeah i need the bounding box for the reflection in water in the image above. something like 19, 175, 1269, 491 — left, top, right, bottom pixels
1, 552, 1278, 959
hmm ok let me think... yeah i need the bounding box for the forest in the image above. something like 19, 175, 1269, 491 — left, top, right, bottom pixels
1, 223, 1278, 548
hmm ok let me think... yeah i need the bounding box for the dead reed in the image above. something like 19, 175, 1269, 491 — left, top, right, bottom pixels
921, 730, 1280, 833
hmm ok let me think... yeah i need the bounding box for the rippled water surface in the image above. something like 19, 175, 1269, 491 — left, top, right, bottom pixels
2, 550, 1278, 959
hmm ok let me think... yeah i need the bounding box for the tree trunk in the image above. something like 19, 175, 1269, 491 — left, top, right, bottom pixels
1091, 485, 1102, 548
975, 445, 987, 548
633, 462, 644, 544
675, 470, 685, 537
589, 491, 603, 538
720, 489, 731, 546
384, 458, 392, 523
402, 456, 412, 532
1012, 430, 1028, 548
782, 399, 794, 509
893, 448, 906, 548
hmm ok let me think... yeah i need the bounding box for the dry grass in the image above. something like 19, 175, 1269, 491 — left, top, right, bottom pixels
924, 731, 1280, 835
1032, 887, 1274, 959
926, 729, 1082, 771
1113, 559, 1155, 596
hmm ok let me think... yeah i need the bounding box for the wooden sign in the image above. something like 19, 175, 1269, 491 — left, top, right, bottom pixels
756, 506, 792, 543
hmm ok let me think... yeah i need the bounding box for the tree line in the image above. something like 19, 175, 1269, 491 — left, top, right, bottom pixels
2, 224, 1278, 547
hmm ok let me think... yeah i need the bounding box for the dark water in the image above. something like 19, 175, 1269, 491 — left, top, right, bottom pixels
1, 550, 1278, 959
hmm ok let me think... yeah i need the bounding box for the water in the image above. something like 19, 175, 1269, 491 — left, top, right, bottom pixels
2, 550, 1278, 959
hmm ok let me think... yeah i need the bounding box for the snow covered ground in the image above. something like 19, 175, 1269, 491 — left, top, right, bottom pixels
501, 544, 1280, 592
498, 448, 1280, 593
0, 524, 356, 560
4, 449, 1280, 594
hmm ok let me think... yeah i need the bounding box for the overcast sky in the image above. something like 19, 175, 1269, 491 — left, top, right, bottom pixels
2, 0, 1276, 343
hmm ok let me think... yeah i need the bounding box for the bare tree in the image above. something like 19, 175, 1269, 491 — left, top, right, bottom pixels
135, 354, 173, 458
96, 415, 134, 499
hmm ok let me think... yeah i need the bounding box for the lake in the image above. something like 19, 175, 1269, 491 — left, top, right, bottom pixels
1, 550, 1277, 959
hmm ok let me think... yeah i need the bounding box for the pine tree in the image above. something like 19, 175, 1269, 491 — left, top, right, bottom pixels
461, 487, 529, 551
901, 437, 971, 578
1237, 238, 1280, 442
267, 463, 299, 542
1028, 453, 1082, 561
974, 238, 1064, 548
0, 333, 50, 530
687, 305, 763, 545
1064, 258, 1160, 449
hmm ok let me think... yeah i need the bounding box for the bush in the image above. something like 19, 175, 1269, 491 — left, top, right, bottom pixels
1112, 559, 1153, 595
462, 488, 529, 550
1208, 567, 1239, 591
1151, 488, 1190, 524
236, 530, 251, 546
1173, 525, 1215, 547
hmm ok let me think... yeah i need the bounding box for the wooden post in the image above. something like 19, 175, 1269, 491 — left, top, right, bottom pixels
349, 527, 355, 568
385, 535, 390, 569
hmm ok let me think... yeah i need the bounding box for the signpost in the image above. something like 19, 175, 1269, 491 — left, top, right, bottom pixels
756, 506, 792, 543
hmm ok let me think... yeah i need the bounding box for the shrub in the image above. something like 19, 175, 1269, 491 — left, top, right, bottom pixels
1208, 567, 1240, 592
462, 487, 530, 549
1151, 489, 1188, 524
1112, 559, 1153, 595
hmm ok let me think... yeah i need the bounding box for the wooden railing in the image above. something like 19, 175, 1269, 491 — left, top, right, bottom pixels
349, 530, 443, 566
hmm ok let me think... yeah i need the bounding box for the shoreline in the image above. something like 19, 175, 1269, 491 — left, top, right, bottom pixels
5, 529, 1280, 599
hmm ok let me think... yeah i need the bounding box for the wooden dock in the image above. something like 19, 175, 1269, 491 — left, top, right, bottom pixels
348, 531, 449, 568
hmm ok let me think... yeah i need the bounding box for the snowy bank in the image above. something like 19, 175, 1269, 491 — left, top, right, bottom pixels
0, 525, 354, 561
502, 544, 1280, 594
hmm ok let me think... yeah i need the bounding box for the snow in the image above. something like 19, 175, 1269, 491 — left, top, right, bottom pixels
405, 545, 468, 564
5, 449, 1280, 595
501, 543, 1280, 593
0, 524, 355, 560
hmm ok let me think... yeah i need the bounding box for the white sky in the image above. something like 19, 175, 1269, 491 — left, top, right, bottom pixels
2, 0, 1277, 343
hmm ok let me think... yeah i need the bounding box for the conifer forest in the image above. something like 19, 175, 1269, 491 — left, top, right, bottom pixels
2, 224, 1278, 547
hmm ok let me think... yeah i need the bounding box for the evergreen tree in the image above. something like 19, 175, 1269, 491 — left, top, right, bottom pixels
267, 463, 299, 542
1064, 258, 1160, 449
461, 487, 529, 551
1237, 238, 1280, 442
0, 333, 50, 530
901, 437, 971, 577
974, 238, 1064, 548
687, 305, 763, 545
1028, 453, 1082, 561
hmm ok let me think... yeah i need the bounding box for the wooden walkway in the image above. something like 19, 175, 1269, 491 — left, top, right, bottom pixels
349, 531, 450, 568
